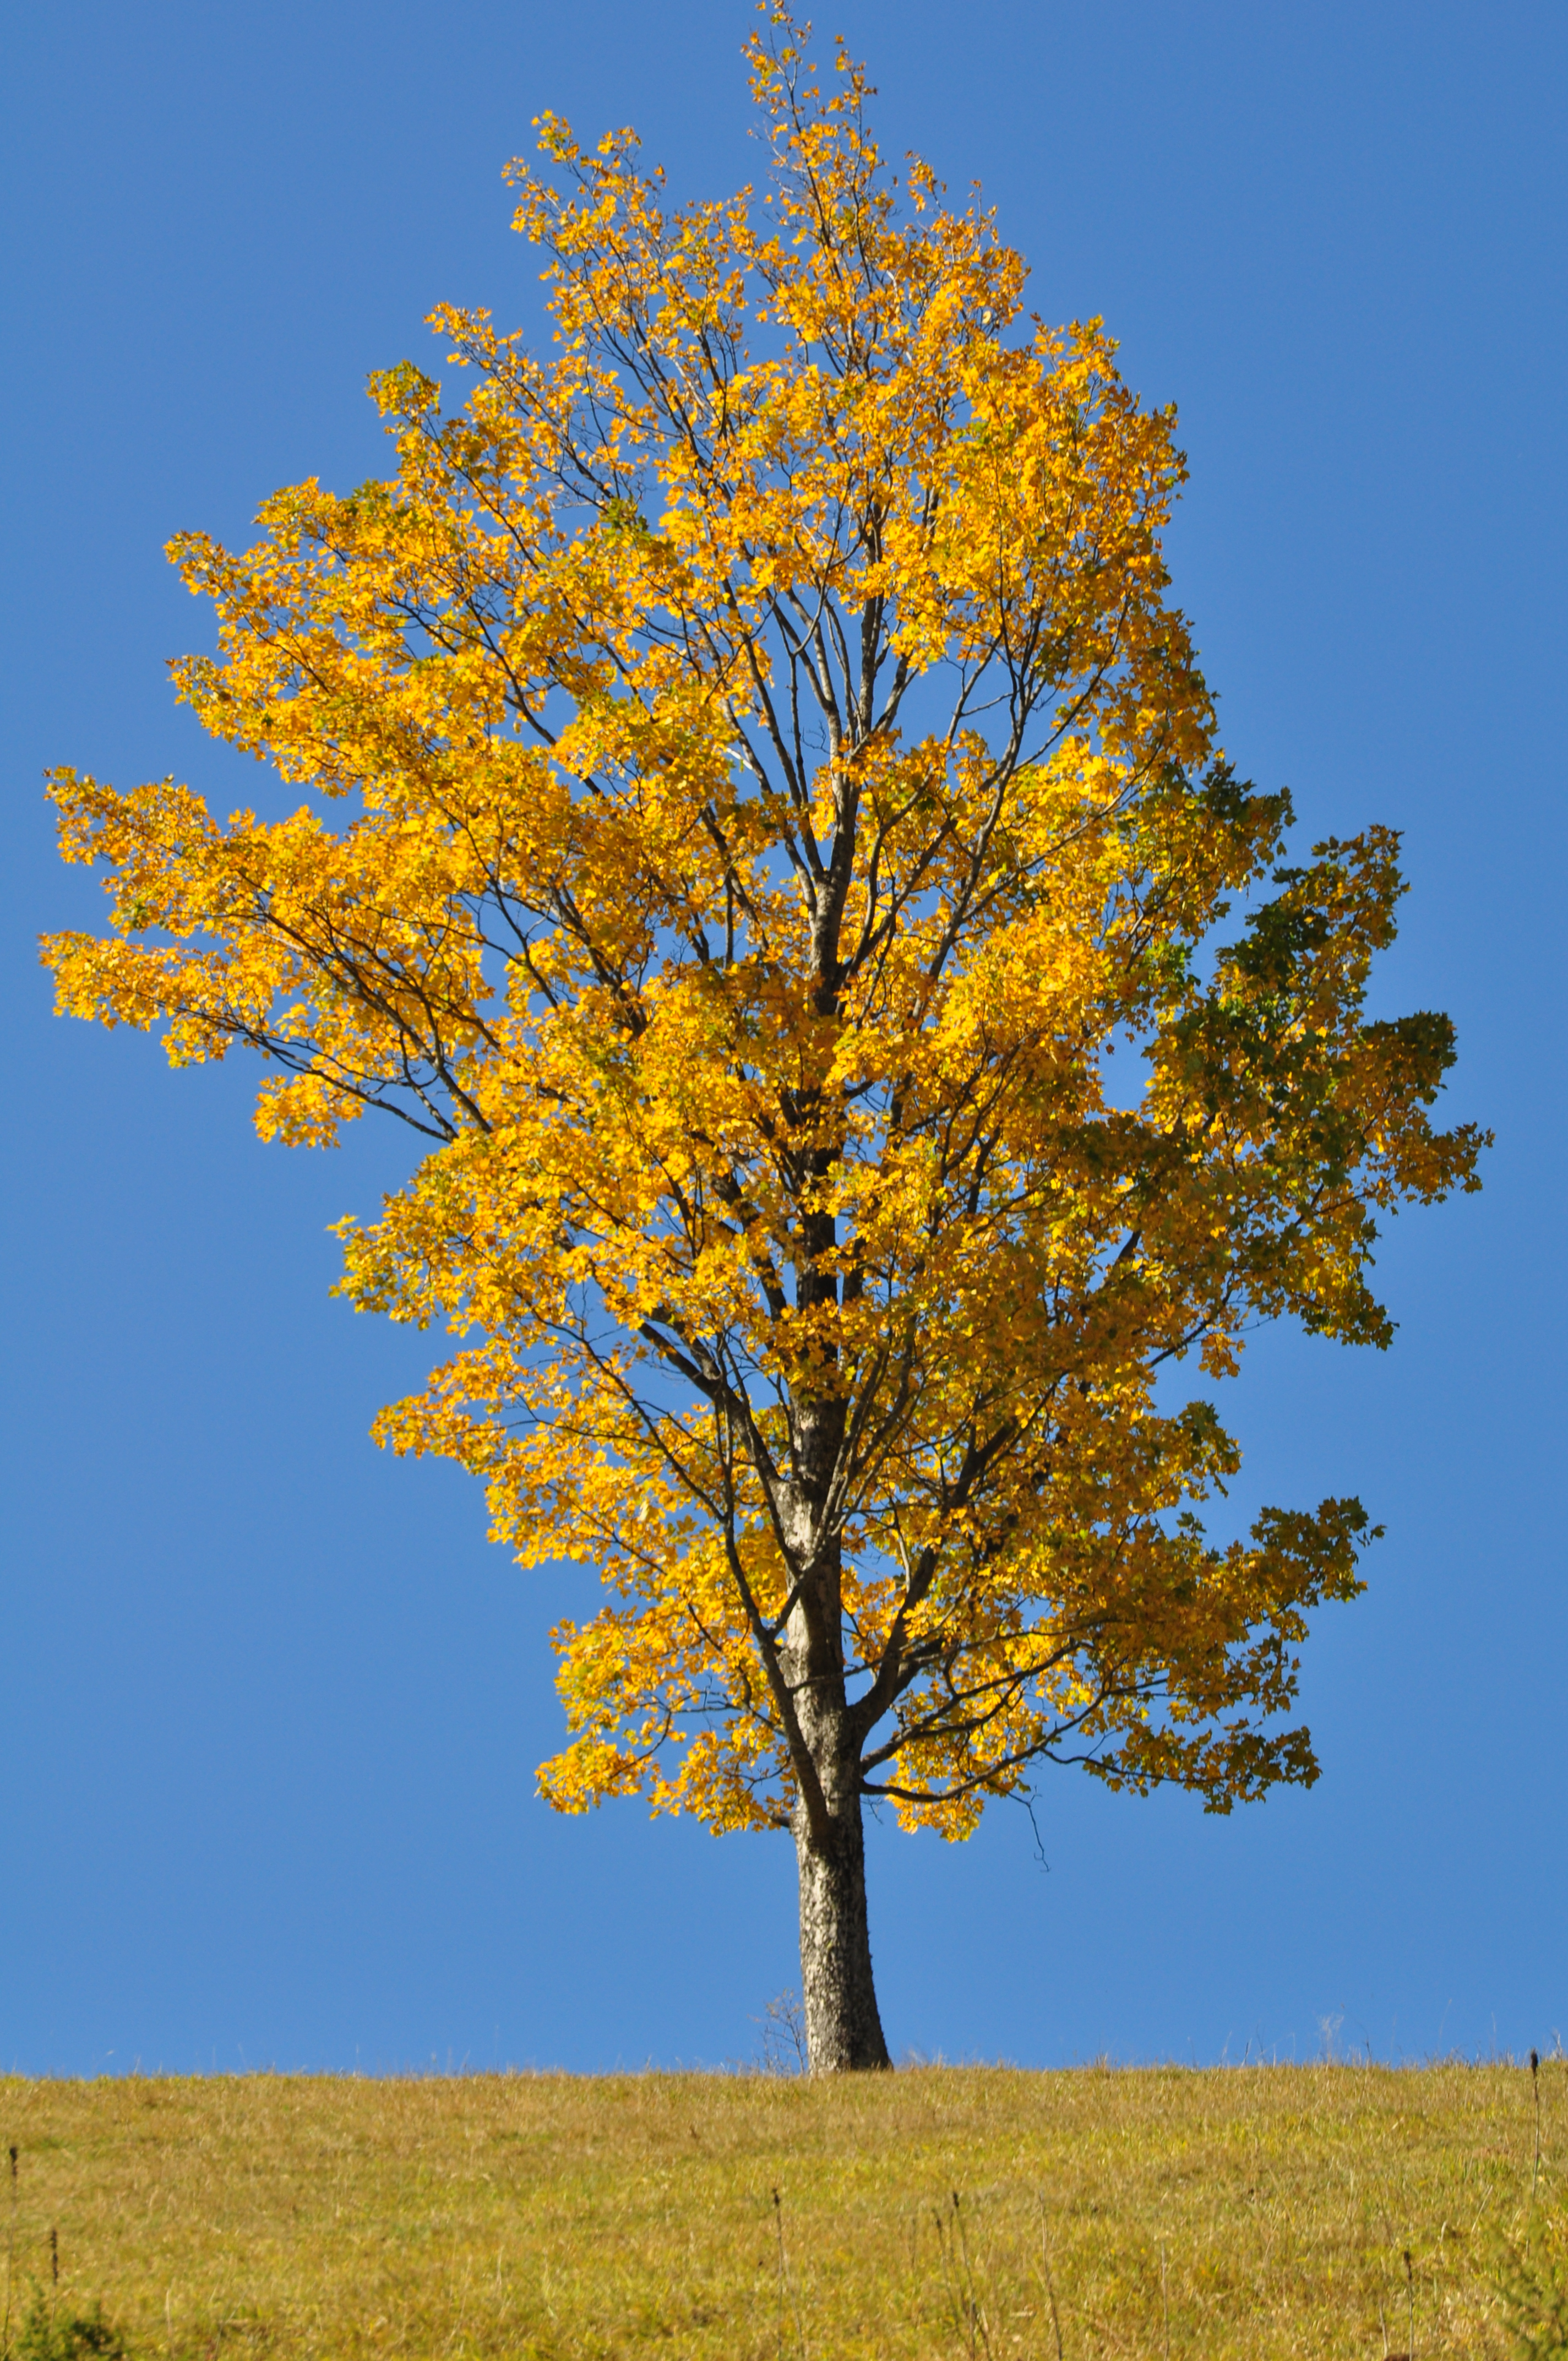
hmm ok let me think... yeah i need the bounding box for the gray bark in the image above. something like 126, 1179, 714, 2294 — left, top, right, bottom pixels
793, 1788, 891, 2072
760, 1182, 892, 2073
776, 1456, 892, 2071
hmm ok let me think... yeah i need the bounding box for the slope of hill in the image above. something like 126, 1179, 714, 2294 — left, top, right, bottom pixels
0, 2061, 1559, 2356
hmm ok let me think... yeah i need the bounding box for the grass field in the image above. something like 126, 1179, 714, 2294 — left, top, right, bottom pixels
0, 2060, 1562, 2357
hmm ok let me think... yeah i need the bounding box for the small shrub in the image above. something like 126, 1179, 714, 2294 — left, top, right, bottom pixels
1500, 2249, 1568, 2360
13, 2290, 130, 2360
753, 1989, 808, 2076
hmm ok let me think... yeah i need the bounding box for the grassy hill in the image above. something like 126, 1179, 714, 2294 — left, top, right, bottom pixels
0, 2062, 1560, 2357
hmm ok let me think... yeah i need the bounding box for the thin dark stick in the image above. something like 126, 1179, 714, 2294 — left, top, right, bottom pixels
1403, 2247, 1414, 2360
772, 2189, 787, 2361
1038, 2201, 1065, 2361
1531, 2048, 1542, 2208
771, 2187, 807, 2361
3, 2145, 17, 2360
951, 2190, 992, 2360
933, 2207, 966, 2354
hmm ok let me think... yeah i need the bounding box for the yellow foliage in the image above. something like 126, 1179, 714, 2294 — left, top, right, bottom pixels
43, 20, 1484, 1856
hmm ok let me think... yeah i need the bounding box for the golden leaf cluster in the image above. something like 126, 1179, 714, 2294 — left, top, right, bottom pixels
43, 19, 1485, 1842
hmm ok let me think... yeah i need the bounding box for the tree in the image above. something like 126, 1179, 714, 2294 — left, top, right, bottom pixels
43, 19, 1484, 2072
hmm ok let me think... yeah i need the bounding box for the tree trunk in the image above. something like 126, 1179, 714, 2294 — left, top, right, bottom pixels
793, 1789, 892, 2072
776, 1359, 891, 2072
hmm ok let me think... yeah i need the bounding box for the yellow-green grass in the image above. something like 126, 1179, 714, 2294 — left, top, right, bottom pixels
0, 2063, 1561, 2356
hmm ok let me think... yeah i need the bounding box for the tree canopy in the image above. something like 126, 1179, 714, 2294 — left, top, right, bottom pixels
44, 17, 1485, 2068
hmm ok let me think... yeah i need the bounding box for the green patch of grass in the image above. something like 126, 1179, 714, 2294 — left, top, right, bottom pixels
12, 2291, 130, 2359
0, 2063, 1561, 2355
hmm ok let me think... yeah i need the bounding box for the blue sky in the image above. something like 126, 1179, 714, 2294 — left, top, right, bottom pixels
2, 0, 1562, 2074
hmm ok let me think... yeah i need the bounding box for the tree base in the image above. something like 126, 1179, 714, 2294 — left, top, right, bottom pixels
795, 1804, 892, 2072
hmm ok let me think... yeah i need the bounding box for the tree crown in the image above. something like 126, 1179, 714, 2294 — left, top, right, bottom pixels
44, 17, 1485, 1848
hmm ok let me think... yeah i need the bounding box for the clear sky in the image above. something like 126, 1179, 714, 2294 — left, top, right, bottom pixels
2, 0, 1562, 2076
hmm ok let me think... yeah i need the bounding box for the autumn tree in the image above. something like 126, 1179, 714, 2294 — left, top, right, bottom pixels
44, 19, 1484, 2071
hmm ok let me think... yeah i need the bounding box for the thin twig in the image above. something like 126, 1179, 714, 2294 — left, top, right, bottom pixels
951, 2190, 992, 2360
1038, 2200, 1066, 2361
772, 2188, 787, 2361
3, 2145, 17, 2361
932, 2206, 966, 2354
771, 2187, 808, 2361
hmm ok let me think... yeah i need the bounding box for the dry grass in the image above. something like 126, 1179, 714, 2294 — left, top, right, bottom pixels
0, 2061, 1562, 2356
